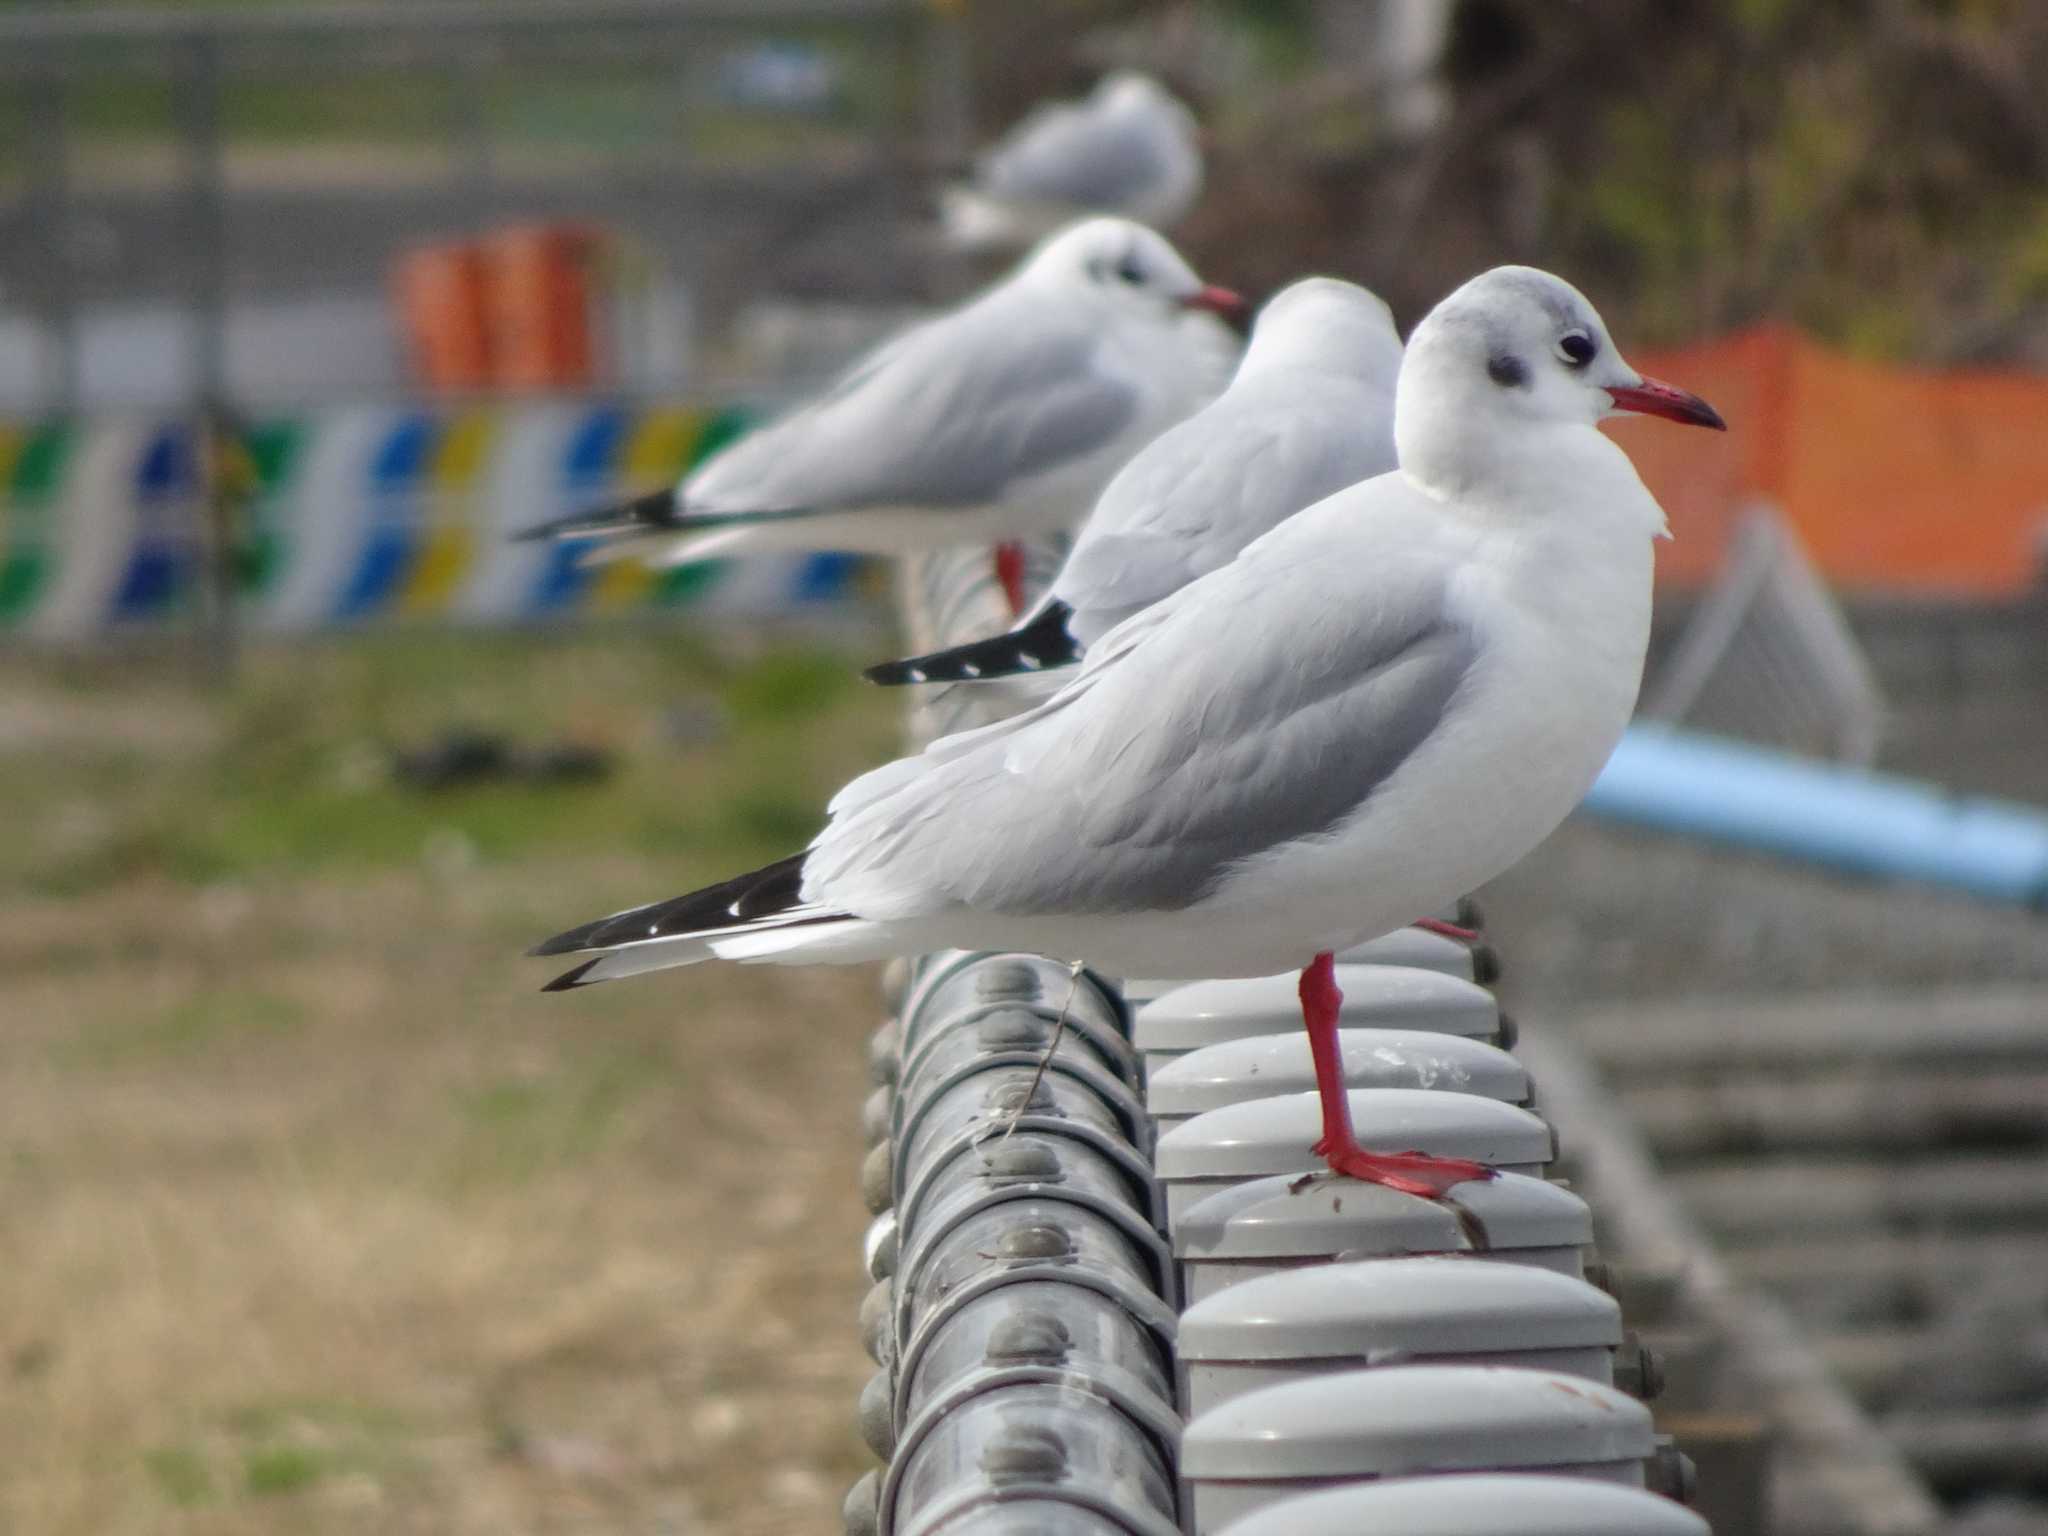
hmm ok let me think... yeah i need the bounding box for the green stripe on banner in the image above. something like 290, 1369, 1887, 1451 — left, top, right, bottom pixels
654, 405, 756, 607
11, 425, 72, 497
239, 419, 305, 594
653, 562, 722, 605
0, 424, 75, 623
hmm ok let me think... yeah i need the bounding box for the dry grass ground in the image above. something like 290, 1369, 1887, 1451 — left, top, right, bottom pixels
0, 627, 903, 1536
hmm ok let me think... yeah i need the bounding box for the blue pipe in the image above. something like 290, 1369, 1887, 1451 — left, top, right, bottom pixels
1582, 725, 2048, 908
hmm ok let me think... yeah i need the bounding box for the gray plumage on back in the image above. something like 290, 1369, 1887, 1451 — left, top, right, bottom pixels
809, 488, 1478, 919
954, 73, 1204, 240
686, 304, 1140, 514
863, 278, 1402, 686
522, 218, 1241, 563
1053, 277, 1403, 645
981, 90, 1186, 209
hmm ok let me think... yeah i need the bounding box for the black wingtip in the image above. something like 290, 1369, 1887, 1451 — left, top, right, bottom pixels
528, 853, 811, 970
862, 656, 928, 687
511, 487, 680, 545
528, 928, 595, 958
541, 958, 602, 993
528, 911, 626, 956
864, 601, 1079, 688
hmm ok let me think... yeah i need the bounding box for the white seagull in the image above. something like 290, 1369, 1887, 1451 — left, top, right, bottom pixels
516, 218, 1244, 601
864, 276, 1403, 687
530, 265, 1724, 1198
942, 72, 1204, 252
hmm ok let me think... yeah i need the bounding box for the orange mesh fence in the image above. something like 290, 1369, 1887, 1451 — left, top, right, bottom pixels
1610, 325, 2048, 596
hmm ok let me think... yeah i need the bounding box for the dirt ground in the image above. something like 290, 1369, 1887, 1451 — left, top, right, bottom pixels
0, 633, 896, 1536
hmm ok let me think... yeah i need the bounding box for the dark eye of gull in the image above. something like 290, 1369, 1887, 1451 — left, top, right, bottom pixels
1114, 254, 1146, 285
1556, 331, 1597, 368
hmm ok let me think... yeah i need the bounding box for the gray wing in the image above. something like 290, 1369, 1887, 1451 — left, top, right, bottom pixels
978, 100, 1171, 209
1053, 380, 1399, 646
684, 295, 1139, 516
809, 487, 1478, 919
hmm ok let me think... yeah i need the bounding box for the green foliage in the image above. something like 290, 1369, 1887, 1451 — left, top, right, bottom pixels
1216, 0, 1319, 72
1200, 0, 2048, 361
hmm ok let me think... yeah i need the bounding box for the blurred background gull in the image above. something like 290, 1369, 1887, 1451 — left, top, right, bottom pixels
2, 3, 2047, 1535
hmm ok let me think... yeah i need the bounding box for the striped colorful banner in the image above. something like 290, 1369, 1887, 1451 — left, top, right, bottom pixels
0, 401, 865, 639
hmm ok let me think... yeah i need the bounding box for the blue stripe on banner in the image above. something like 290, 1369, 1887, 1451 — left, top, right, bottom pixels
111, 425, 199, 618
337, 413, 436, 620
794, 552, 857, 602
371, 413, 436, 488
532, 407, 629, 614
531, 544, 587, 614
334, 529, 413, 621
564, 408, 628, 485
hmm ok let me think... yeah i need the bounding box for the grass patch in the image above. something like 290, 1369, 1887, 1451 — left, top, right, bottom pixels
0, 625, 897, 899
240, 1444, 328, 1497
60, 987, 305, 1069
142, 1444, 214, 1507
229, 1397, 415, 1499
452, 1045, 668, 1184
722, 647, 857, 724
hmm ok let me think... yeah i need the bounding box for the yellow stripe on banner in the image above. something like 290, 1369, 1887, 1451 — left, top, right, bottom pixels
591, 408, 706, 611
434, 410, 495, 485
402, 411, 495, 615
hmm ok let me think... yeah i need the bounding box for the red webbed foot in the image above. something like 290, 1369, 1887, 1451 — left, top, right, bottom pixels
1299, 950, 1498, 1203
1311, 1136, 1497, 1201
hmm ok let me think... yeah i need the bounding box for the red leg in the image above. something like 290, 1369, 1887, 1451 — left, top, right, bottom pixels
1300, 952, 1497, 1200
1413, 917, 1480, 943
993, 541, 1028, 618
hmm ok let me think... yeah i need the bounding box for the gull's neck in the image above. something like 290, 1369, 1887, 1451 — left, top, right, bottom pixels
1397, 392, 1665, 541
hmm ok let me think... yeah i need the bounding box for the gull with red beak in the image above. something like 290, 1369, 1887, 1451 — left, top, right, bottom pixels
515, 218, 1243, 595
528, 265, 1721, 1202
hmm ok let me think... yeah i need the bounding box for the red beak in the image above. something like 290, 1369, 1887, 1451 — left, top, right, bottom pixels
1606, 375, 1726, 431
1181, 284, 1249, 322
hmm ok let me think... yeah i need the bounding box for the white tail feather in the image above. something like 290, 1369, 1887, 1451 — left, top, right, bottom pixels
709, 917, 887, 964
564, 935, 717, 985
650, 528, 750, 567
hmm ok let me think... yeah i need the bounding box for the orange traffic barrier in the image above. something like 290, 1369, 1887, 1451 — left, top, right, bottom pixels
392, 242, 493, 392
482, 223, 604, 391
1611, 325, 2048, 595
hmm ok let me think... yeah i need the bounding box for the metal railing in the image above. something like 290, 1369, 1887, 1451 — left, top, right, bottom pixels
851, 547, 1712, 1534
